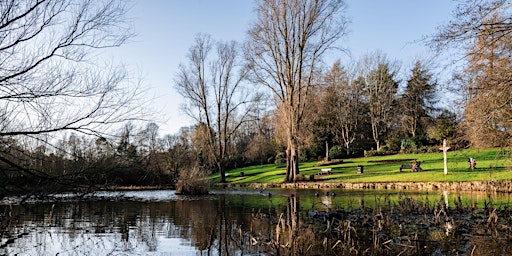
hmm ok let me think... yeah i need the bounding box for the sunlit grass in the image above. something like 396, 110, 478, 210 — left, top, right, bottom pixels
209, 148, 512, 183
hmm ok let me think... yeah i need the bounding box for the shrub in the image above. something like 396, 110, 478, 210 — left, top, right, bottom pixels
400, 139, 416, 153
295, 174, 315, 181
364, 150, 379, 157
364, 149, 395, 157
401, 136, 429, 153
385, 135, 402, 152
315, 159, 343, 167
175, 167, 210, 195
274, 152, 286, 165
299, 150, 309, 162
329, 145, 347, 159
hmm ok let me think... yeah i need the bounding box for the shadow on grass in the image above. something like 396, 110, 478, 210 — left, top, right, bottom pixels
315, 176, 340, 182
368, 158, 415, 163
236, 172, 257, 177
448, 166, 507, 173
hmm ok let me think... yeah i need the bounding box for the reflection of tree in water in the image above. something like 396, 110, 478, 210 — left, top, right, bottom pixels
172, 197, 219, 251
172, 194, 264, 255
1, 197, 265, 255
3, 193, 512, 255
172, 194, 316, 255
247, 194, 512, 256
273, 195, 316, 255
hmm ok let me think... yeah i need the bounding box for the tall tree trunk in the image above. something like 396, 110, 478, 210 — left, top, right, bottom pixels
218, 161, 226, 183
285, 136, 299, 182
246, 0, 348, 183
371, 121, 381, 151
286, 146, 292, 182
325, 141, 329, 161
286, 195, 300, 254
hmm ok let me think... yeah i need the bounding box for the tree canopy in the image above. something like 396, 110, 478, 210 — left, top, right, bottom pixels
245, 0, 349, 182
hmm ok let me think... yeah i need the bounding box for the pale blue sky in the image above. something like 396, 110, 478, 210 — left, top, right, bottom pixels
108, 0, 458, 135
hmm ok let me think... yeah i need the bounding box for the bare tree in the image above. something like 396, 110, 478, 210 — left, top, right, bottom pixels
0, 0, 142, 137
0, 0, 145, 193
136, 122, 160, 157
356, 52, 400, 151
324, 60, 362, 155
462, 14, 512, 147
175, 34, 259, 183
430, 0, 512, 55
429, 0, 512, 147
244, 113, 277, 165
245, 0, 348, 182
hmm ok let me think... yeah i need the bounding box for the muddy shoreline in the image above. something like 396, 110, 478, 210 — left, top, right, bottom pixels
218, 180, 512, 193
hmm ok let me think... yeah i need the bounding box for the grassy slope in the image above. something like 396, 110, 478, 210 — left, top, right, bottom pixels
210, 148, 512, 183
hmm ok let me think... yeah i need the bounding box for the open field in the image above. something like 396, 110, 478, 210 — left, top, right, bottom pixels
210, 148, 512, 184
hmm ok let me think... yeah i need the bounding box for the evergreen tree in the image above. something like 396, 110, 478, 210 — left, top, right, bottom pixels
400, 61, 438, 137
428, 109, 458, 143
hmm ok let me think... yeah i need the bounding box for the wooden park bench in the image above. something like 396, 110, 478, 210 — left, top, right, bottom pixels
318, 168, 332, 175
399, 164, 412, 172
400, 161, 423, 172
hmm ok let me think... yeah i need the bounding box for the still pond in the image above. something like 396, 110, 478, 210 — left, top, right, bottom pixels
1, 188, 512, 255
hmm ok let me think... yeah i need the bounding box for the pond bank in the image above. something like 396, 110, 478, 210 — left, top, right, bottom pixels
218, 180, 512, 193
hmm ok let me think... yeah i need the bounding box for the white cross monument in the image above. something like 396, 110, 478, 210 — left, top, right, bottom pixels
439, 139, 451, 175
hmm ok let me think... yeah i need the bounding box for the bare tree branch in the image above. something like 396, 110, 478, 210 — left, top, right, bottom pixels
245, 0, 348, 182
174, 34, 259, 182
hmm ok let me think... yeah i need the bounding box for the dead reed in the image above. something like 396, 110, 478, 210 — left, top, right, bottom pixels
175, 167, 210, 195
253, 193, 512, 255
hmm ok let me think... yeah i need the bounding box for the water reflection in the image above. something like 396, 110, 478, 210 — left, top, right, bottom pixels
1, 189, 512, 255
1, 191, 270, 255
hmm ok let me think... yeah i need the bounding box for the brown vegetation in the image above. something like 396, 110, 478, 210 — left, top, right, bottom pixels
175, 167, 210, 195
254, 194, 512, 255
430, 0, 512, 149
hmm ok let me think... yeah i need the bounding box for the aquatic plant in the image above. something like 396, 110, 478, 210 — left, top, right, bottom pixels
248, 192, 512, 255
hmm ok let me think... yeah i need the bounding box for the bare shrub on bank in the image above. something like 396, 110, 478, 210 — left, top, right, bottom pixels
175, 167, 210, 195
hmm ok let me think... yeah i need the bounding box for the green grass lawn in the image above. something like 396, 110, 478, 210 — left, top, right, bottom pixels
210, 148, 512, 183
